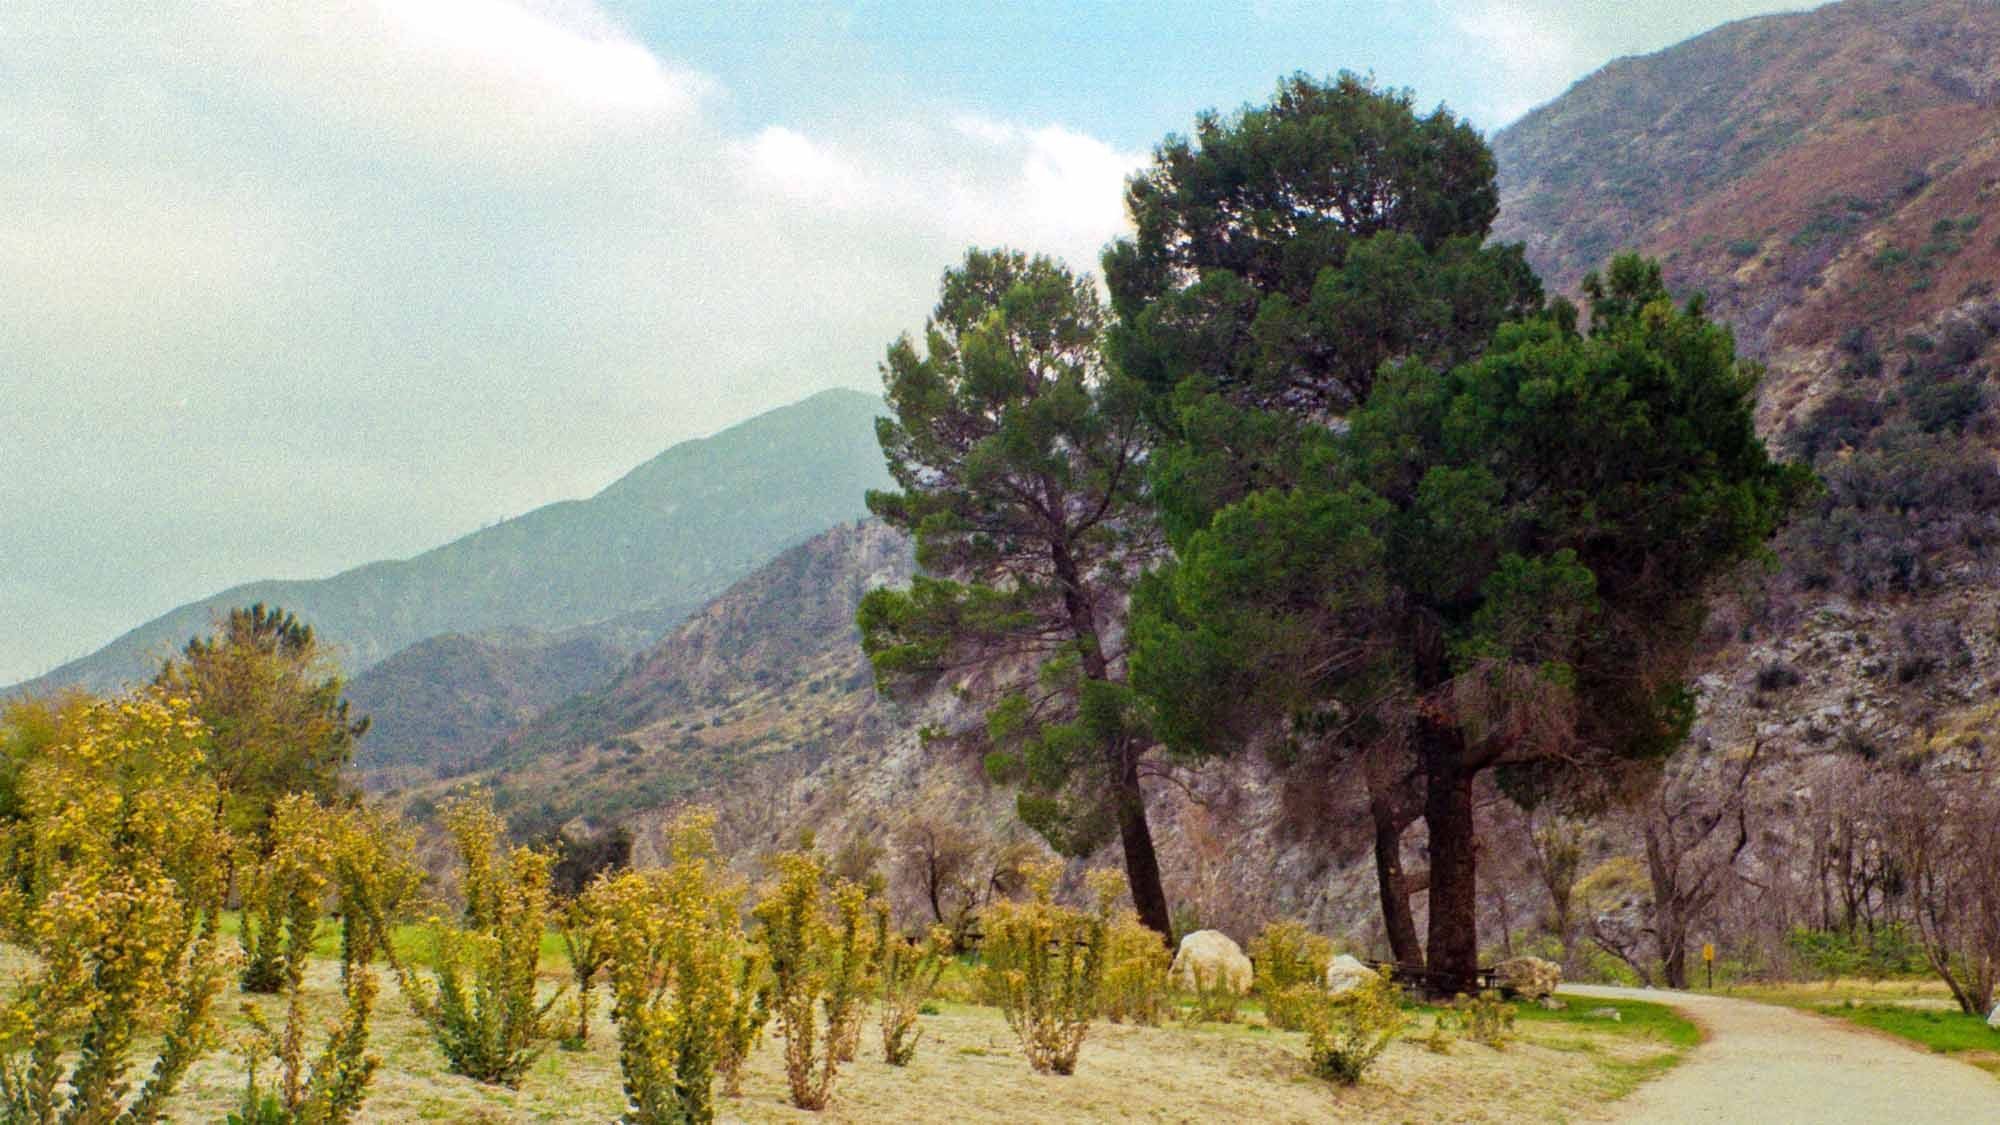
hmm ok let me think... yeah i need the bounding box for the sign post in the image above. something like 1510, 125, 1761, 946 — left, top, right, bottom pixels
1702, 942, 1715, 990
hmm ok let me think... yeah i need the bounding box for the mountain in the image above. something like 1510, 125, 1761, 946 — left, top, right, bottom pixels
344, 629, 629, 778
434, 519, 1382, 933
10, 388, 892, 697
418, 0, 2000, 951
471, 519, 915, 834
1494, 0, 2000, 365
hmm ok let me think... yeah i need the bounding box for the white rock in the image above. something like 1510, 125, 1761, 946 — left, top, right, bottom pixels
1323, 953, 1380, 996
1169, 930, 1252, 994
1987, 1002, 2000, 1031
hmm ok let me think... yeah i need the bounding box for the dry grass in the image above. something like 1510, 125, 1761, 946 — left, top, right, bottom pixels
100, 956, 1694, 1123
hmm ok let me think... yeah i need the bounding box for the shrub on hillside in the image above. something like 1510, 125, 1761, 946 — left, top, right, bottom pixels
1250, 920, 1336, 1031
754, 850, 875, 1110
403, 793, 562, 1087
980, 863, 1107, 1075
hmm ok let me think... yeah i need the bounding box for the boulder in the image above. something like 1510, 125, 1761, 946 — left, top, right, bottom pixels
1494, 955, 1563, 1001
1323, 953, 1381, 996
1538, 996, 1567, 1011
1585, 1006, 1623, 1022
1988, 1002, 2000, 1031
1169, 930, 1252, 994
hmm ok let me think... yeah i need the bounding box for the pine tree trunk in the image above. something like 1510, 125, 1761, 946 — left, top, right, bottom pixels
1114, 750, 1174, 943
1421, 720, 1480, 997
1371, 803, 1425, 969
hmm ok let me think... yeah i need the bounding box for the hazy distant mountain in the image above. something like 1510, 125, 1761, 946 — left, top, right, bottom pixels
345, 628, 631, 776
10, 388, 891, 696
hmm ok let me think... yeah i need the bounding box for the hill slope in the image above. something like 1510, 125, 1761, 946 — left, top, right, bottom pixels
1494, 0, 2000, 364
11, 388, 891, 695
345, 629, 629, 776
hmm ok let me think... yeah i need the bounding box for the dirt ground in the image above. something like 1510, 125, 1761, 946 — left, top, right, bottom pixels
139, 962, 1688, 1123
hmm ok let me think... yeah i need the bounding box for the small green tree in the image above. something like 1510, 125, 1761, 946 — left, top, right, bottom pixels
558, 891, 614, 1050
155, 604, 366, 845
403, 793, 560, 1087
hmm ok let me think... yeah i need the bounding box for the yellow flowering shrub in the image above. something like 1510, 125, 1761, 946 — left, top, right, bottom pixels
1087, 870, 1169, 1027
584, 809, 767, 1123
0, 689, 233, 1123
402, 792, 560, 1087
1459, 989, 1517, 1049
1299, 975, 1409, 1086
1250, 919, 1335, 1031
979, 862, 1106, 1075
872, 904, 949, 1066
231, 797, 420, 1125
752, 850, 874, 1110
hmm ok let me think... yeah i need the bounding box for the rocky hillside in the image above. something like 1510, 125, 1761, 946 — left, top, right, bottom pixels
1495, 0, 2000, 757
437, 517, 1389, 934
346, 629, 628, 777
10, 388, 891, 696
468, 520, 918, 836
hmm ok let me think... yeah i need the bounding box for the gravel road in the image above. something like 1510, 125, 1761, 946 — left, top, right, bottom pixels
1565, 984, 1996, 1123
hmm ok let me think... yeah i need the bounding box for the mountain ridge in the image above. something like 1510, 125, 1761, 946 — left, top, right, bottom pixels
10, 387, 891, 697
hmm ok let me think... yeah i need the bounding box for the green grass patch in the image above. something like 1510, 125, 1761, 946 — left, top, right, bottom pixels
1518, 994, 1703, 1049
1820, 1004, 2000, 1074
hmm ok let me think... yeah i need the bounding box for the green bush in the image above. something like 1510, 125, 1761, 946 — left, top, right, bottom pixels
403, 794, 561, 1087
874, 909, 950, 1066
980, 863, 1106, 1075
1250, 920, 1334, 1031
1299, 976, 1408, 1085
1785, 924, 1926, 980
1460, 990, 1516, 1049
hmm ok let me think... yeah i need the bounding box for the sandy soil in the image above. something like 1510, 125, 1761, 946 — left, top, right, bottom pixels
1567, 984, 1996, 1124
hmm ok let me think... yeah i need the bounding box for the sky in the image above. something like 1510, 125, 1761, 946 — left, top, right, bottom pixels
0, 0, 1814, 684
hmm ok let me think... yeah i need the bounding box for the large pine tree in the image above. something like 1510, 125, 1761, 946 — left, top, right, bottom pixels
1132, 255, 1808, 991
860, 249, 1172, 938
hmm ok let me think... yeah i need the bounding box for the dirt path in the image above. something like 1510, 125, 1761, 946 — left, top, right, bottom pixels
1566, 984, 1994, 1123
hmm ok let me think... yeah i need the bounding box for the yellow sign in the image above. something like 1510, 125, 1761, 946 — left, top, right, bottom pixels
1701, 943, 1716, 963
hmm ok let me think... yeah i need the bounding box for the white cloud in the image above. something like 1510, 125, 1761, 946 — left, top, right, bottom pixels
0, 0, 1144, 682
1450, 2, 1591, 122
